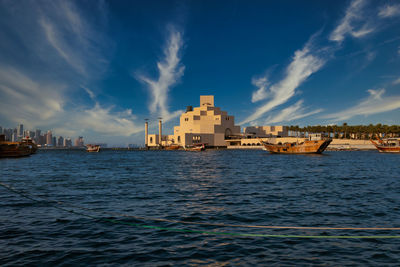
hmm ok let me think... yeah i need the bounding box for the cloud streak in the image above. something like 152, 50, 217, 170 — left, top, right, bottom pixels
241, 39, 325, 125
321, 89, 400, 121
0, 1, 141, 143
264, 100, 323, 124
0, 66, 64, 125
137, 27, 185, 121
251, 77, 270, 103
329, 0, 374, 43
378, 4, 400, 18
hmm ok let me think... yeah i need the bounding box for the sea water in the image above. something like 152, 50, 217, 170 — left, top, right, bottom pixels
1, 150, 399, 265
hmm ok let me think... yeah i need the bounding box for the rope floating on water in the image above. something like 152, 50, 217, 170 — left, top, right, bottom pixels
1, 181, 400, 239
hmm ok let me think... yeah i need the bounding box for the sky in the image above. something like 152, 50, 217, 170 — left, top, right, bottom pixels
0, 0, 399, 146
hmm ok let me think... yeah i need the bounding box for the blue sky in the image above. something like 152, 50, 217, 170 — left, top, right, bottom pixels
0, 0, 400, 145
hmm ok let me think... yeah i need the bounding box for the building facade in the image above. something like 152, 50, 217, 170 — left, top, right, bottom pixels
147, 95, 241, 147
243, 126, 288, 137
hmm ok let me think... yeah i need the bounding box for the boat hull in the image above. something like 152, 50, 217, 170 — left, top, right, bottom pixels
0, 143, 37, 157
86, 145, 100, 152
374, 146, 400, 153
164, 145, 180, 150
370, 139, 400, 153
262, 139, 332, 154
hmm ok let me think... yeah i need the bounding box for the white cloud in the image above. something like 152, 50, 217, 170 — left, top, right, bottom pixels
393, 77, 400, 85
264, 100, 323, 124
0, 66, 64, 125
38, 1, 111, 78
321, 89, 400, 121
241, 39, 325, 125
329, 0, 374, 43
251, 77, 270, 102
378, 4, 400, 18
82, 85, 96, 100
0, 1, 142, 144
78, 103, 141, 136
137, 27, 185, 121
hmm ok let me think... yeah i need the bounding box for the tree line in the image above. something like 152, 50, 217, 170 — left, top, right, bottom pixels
288, 123, 400, 139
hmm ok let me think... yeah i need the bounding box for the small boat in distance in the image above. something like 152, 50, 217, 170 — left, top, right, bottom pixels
184, 143, 206, 151
260, 134, 332, 154
164, 144, 181, 150
0, 135, 37, 158
86, 144, 100, 152
370, 137, 400, 153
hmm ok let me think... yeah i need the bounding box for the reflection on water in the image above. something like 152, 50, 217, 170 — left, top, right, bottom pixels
0, 149, 399, 265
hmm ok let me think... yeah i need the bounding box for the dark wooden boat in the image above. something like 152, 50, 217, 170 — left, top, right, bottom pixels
261, 137, 331, 154
370, 138, 400, 153
164, 144, 181, 150
0, 135, 37, 158
184, 143, 206, 151
86, 144, 100, 152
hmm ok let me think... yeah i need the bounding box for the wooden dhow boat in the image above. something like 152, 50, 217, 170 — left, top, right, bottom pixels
261, 135, 332, 154
184, 143, 206, 151
86, 144, 100, 152
370, 137, 400, 153
164, 144, 181, 150
0, 135, 37, 158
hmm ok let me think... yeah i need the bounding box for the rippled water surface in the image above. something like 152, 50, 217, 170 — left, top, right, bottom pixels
1, 150, 400, 266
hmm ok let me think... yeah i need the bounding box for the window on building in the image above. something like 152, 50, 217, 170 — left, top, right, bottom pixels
200, 111, 206, 115
178, 136, 181, 143
184, 118, 189, 121
150, 137, 153, 143
192, 135, 201, 142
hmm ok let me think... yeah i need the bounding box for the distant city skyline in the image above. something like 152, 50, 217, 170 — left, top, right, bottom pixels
0, 0, 399, 145
0, 124, 82, 147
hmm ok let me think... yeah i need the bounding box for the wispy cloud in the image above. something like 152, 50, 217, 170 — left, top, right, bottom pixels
264, 100, 323, 124
393, 77, 400, 85
0, 66, 64, 125
0, 1, 141, 143
137, 27, 185, 121
329, 0, 374, 43
321, 89, 400, 121
38, 1, 111, 78
251, 77, 270, 102
78, 104, 141, 136
241, 38, 325, 125
378, 4, 400, 18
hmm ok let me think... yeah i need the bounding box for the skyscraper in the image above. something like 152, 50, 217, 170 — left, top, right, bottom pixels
46, 130, 52, 146
35, 129, 41, 144
74, 136, 84, 147
57, 136, 64, 147
64, 138, 72, 147
18, 124, 23, 137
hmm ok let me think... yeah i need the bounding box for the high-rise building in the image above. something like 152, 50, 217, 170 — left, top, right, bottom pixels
52, 136, 56, 147
74, 136, 84, 147
35, 129, 41, 144
0, 126, 2, 135
4, 128, 12, 141
12, 132, 18, 142
46, 130, 52, 146
18, 124, 23, 137
57, 136, 64, 147
64, 138, 72, 147
39, 135, 46, 146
